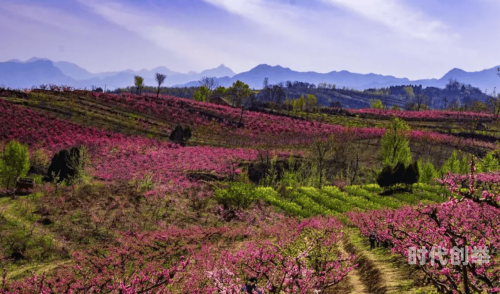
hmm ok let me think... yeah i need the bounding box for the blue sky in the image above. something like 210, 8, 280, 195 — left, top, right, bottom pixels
0, 0, 499, 79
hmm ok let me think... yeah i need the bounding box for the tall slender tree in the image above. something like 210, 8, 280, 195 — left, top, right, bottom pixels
155, 73, 167, 98
134, 76, 144, 96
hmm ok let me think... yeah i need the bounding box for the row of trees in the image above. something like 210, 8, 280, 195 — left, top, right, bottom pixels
133, 73, 167, 98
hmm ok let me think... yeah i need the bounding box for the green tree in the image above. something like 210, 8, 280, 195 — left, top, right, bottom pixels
477, 151, 499, 173
228, 80, 252, 126
306, 94, 317, 112
418, 160, 438, 184
391, 105, 401, 110
213, 86, 228, 98
440, 150, 461, 177
134, 75, 144, 96
380, 118, 412, 167
228, 80, 251, 107
193, 86, 211, 102
293, 96, 305, 112
370, 99, 384, 109
403, 86, 415, 100
0, 141, 30, 189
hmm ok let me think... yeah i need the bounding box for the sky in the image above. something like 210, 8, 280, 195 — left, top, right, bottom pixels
0, 0, 499, 80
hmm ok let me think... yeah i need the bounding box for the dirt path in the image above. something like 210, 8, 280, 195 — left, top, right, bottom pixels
349, 230, 432, 294
338, 240, 369, 294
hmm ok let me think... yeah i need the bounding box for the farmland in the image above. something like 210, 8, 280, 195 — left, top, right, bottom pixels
0, 88, 500, 294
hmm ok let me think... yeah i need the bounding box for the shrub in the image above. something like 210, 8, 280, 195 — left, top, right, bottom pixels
376, 165, 394, 188
30, 149, 50, 174
418, 160, 438, 184
377, 161, 419, 192
215, 182, 256, 210
0, 141, 30, 189
169, 125, 192, 146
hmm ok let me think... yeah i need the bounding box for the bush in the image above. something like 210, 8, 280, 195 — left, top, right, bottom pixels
215, 182, 256, 210
30, 149, 50, 175
0, 141, 30, 189
418, 160, 438, 184
377, 161, 419, 192
376, 166, 393, 188
169, 125, 192, 146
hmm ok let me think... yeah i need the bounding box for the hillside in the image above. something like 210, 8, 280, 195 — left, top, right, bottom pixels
1, 89, 500, 293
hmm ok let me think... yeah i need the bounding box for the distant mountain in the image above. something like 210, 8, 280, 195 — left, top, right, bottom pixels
0, 58, 237, 89
176, 64, 412, 89
176, 64, 500, 94
0, 60, 75, 88
54, 61, 95, 80
1, 57, 499, 94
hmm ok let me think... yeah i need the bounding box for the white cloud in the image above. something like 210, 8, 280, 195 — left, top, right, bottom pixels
319, 0, 452, 40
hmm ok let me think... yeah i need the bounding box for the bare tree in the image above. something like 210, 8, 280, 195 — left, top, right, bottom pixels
263, 77, 269, 90
310, 135, 336, 189
414, 93, 429, 111
155, 73, 167, 98
198, 77, 219, 92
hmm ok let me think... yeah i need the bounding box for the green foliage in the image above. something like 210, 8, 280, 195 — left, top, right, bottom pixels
193, 86, 211, 102
306, 94, 317, 112
134, 75, 144, 95
0, 141, 30, 189
390, 105, 401, 110
477, 151, 499, 173
418, 160, 438, 184
380, 118, 412, 167
370, 99, 384, 109
215, 182, 257, 210
439, 150, 461, 177
292, 95, 305, 112
403, 86, 415, 100
228, 80, 251, 107
30, 149, 49, 175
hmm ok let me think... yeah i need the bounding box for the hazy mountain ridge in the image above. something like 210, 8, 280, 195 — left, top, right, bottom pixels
1, 58, 499, 95
0, 58, 236, 89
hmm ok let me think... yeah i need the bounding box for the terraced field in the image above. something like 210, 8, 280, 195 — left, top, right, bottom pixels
255, 183, 449, 218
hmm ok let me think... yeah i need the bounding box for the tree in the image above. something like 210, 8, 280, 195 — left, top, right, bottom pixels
403, 86, 415, 101
306, 94, 317, 112
377, 165, 394, 189
370, 99, 384, 109
213, 86, 228, 98
228, 80, 251, 108
155, 73, 167, 98
0, 141, 30, 189
293, 96, 305, 112
309, 135, 336, 189
199, 76, 219, 92
418, 160, 438, 184
134, 76, 144, 96
262, 83, 286, 107
263, 77, 269, 90
414, 94, 429, 111
228, 80, 252, 126
402, 161, 419, 191
477, 151, 499, 173
380, 118, 412, 167
439, 150, 461, 178
390, 105, 401, 110
193, 86, 211, 102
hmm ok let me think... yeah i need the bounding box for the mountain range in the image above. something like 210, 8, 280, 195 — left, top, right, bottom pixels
1, 57, 499, 93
